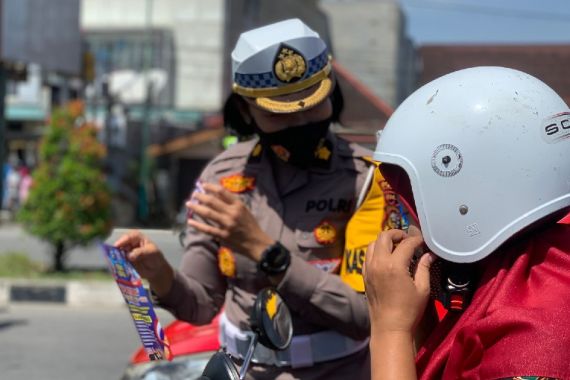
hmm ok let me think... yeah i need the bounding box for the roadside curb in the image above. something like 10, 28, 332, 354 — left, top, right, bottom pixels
0, 279, 125, 308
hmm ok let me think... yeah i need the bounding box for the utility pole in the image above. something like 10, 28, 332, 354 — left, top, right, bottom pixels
0, 0, 6, 209
0, 64, 7, 210
137, 0, 153, 223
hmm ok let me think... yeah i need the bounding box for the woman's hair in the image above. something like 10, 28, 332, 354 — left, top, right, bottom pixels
223, 75, 345, 138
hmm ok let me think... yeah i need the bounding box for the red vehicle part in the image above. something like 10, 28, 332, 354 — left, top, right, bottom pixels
130, 314, 221, 364
129, 299, 450, 365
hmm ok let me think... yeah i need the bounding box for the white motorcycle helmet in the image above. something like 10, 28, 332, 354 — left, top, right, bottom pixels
374, 66, 570, 263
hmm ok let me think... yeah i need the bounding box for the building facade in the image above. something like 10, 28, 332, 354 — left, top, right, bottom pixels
81, 0, 225, 112
80, 0, 414, 226
321, 0, 416, 107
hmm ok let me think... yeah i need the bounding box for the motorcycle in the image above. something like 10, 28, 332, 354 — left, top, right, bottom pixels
121, 288, 292, 380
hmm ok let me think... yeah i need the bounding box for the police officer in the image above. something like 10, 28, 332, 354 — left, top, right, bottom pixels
116, 19, 394, 379
364, 67, 570, 379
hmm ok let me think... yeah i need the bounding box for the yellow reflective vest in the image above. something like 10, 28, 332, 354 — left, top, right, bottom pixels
340, 162, 409, 292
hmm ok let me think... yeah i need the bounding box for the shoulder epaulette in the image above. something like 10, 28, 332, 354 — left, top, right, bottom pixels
208, 139, 258, 166
336, 136, 374, 159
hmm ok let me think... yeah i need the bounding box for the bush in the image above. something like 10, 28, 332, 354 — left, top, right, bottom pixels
18, 101, 112, 272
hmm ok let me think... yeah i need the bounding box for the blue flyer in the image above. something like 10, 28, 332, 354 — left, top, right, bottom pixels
101, 243, 171, 361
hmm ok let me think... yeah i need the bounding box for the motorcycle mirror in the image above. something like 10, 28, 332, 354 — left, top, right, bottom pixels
250, 288, 293, 351
199, 288, 293, 380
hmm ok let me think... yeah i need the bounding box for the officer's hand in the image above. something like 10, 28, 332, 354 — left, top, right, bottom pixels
186, 183, 274, 262
363, 228, 435, 334
114, 230, 174, 297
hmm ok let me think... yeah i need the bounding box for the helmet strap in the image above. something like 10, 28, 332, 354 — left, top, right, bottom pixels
440, 262, 476, 312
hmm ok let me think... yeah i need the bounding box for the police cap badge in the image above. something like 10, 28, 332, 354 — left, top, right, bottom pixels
231, 18, 333, 114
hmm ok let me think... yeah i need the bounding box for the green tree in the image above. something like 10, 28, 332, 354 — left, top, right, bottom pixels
18, 102, 112, 272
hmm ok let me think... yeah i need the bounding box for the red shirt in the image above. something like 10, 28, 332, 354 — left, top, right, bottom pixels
416, 222, 570, 379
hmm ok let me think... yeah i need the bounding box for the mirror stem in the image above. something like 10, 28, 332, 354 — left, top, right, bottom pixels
239, 335, 258, 380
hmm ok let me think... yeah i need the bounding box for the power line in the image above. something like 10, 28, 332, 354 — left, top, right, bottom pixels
403, 0, 570, 22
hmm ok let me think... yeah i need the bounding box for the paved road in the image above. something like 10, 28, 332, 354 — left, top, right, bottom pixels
0, 225, 187, 270
0, 225, 197, 379
0, 303, 175, 380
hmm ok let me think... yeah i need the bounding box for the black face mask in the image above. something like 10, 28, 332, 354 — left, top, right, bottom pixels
255, 119, 331, 168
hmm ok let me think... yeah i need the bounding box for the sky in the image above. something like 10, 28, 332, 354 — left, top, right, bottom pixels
399, 0, 570, 45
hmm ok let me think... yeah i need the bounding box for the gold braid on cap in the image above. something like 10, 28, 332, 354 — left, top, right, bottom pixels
255, 77, 332, 113
232, 62, 332, 98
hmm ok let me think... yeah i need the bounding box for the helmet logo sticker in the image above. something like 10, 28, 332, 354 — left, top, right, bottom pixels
542, 112, 570, 144
273, 45, 307, 83
431, 144, 463, 177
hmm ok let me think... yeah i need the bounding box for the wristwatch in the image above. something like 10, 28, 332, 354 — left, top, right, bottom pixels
257, 241, 291, 275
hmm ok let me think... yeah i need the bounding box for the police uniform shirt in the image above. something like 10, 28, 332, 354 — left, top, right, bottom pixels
157, 133, 372, 372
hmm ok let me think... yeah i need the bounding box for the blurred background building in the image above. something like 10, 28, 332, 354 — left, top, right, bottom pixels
80, 0, 413, 227
0, 0, 81, 218
81, 0, 226, 225
1, 0, 568, 229
418, 44, 570, 105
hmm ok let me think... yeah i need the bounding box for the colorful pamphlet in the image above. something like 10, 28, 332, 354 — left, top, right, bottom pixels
101, 243, 171, 361
187, 179, 205, 219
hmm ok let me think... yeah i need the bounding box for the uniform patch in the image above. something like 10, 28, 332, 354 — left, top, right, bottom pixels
384, 206, 403, 230
313, 138, 333, 169
220, 174, 256, 193
313, 220, 337, 245
217, 247, 236, 278
251, 143, 262, 157
248, 143, 263, 164
380, 180, 409, 231
309, 258, 340, 273
315, 144, 331, 161
270, 145, 290, 162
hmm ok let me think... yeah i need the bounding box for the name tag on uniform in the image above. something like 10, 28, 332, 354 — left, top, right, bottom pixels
305, 198, 354, 213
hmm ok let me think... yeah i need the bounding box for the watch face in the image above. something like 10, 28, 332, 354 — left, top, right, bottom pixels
261, 242, 290, 274
270, 246, 288, 266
